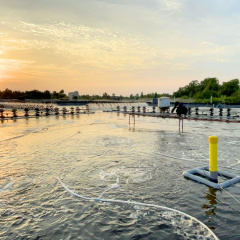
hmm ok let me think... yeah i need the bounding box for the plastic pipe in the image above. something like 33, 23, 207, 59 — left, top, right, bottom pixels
209, 136, 218, 182
57, 177, 219, 240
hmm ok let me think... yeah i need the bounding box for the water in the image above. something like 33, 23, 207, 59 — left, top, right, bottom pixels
0, 109, 240, 239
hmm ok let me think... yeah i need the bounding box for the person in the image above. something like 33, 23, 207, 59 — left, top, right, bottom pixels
171, 101, 187, 116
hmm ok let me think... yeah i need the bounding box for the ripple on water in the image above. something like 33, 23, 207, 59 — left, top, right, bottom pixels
0, 111, 240, 239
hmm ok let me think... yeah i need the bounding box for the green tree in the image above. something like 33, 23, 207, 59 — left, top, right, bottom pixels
102, 92, 110, 99
220, 79, 239, 96
199, 77, 220, 92
51, 91, 58, 99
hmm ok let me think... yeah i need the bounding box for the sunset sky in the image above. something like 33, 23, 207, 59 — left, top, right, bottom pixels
0, 0, 239, 96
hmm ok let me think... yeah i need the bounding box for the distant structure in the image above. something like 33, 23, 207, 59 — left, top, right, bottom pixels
68, 91, 79, 100
111, 96, 120, 100
158, 97, 170, 113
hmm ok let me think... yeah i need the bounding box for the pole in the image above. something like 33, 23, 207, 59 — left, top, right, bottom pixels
209, 136, 218, 182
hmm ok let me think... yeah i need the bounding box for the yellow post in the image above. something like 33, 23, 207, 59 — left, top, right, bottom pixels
209, 136, 218, 182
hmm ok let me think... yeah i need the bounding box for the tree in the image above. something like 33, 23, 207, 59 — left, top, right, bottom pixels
2, 88, 13, 98
51, 91, 58, 99
220, 79, 239, 96
199, 77, 219, 92
187, 80, 200, 97
102, 92, 110, 99
59, 90, 67, 99
72, 95, 78, 100
173, 77, 220, 99
201, 90, 218, 99
43, 90, 51, 99
25, 90, 42, 99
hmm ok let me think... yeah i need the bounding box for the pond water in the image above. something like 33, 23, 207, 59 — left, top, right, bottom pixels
0, 109, 240, 239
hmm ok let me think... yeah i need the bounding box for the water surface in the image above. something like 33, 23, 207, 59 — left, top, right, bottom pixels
1, 110, 240, 239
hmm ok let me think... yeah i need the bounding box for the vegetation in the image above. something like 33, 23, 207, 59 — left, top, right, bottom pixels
80, 92, 171, 101
0, 77, 239, 104
173, 77, 240, 104
0, 89, 67, 100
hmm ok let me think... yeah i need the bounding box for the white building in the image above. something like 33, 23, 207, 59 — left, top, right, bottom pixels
68, 91, 79, 100
158, 97, 170, 113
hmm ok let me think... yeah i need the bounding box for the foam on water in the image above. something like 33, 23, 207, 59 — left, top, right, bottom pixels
0, 180, 15, 193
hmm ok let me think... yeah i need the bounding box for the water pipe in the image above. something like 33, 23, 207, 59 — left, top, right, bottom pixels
57, 177, 219, 240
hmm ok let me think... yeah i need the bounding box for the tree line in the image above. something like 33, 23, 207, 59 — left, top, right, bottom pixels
0, 77, 239, 104
0, 88, 171, 101
172, 77, 240, 104
0, 89, 67, 100
79, 92, 171, 100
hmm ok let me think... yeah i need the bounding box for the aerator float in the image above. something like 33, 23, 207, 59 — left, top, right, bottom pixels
183, 136, 240, 189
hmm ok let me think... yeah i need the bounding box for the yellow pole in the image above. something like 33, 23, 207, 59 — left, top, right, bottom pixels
209, 136, 218, 182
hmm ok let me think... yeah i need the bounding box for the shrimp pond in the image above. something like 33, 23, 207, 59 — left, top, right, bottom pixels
1, 107, 240, 239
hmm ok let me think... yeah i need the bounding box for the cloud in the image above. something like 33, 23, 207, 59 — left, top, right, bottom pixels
1, 0, 239, 94
154, 0, 182, 12
2, 19, 235, 81
161, 0, 182, 11
5, 21, 162, 71
4, 19, 238, 70
200, 42, 214, 46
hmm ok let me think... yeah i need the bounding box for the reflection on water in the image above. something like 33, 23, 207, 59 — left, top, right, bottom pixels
0, 111, 240, 239
203, 188, 218, 216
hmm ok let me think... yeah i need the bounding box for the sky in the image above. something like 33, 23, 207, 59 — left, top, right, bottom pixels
0, 0, 240, 96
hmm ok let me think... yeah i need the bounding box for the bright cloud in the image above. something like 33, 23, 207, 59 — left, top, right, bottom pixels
156, 0, 182, 11
0, 0, 239, 94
